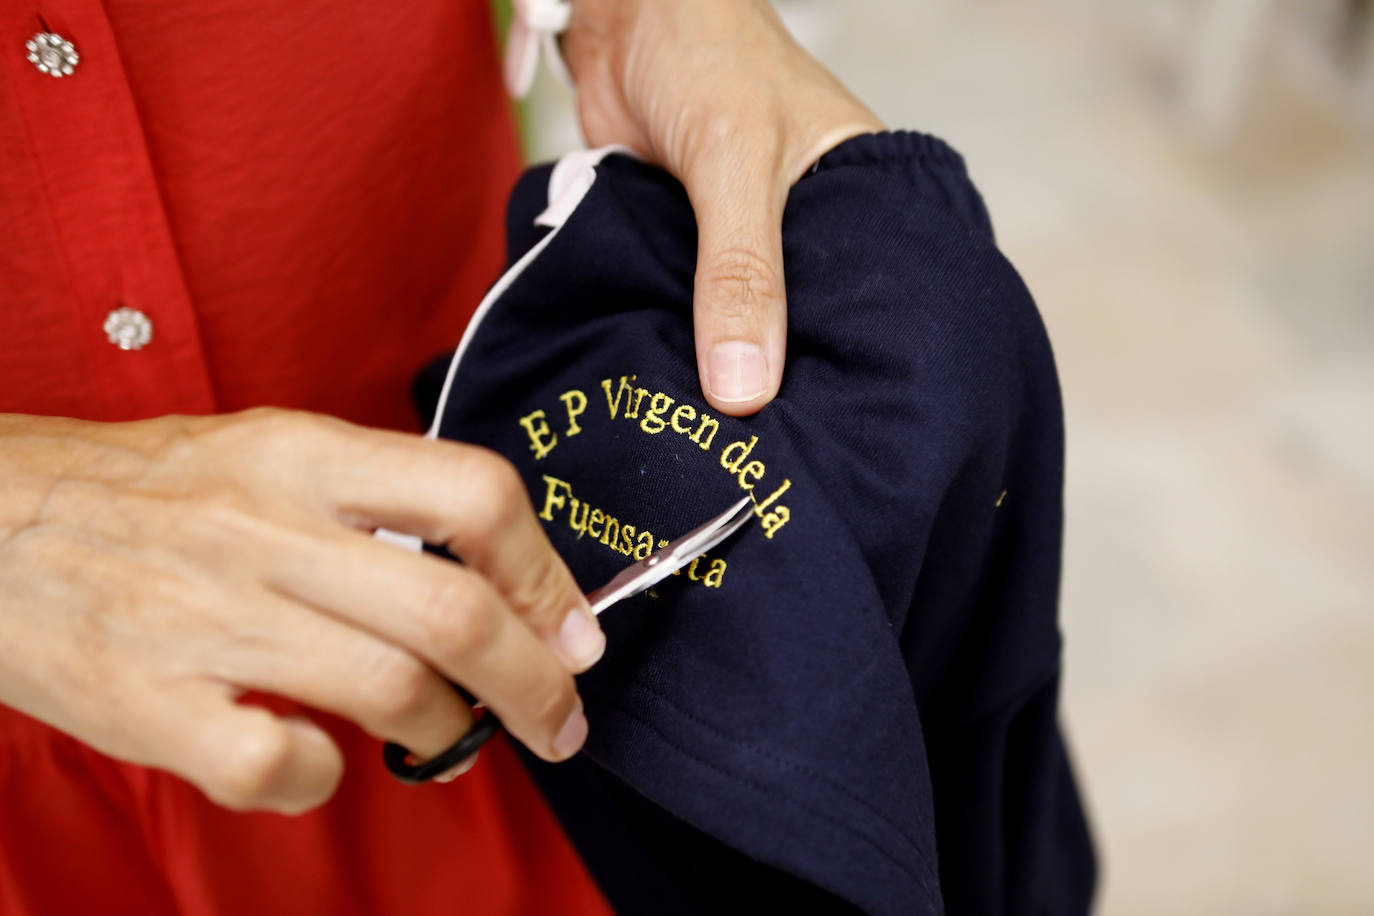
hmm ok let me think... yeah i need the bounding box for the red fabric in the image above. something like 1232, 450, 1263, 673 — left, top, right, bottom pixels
0, 1, 610, 913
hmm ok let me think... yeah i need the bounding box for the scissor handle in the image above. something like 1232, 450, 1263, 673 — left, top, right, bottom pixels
382, 686, 501, 784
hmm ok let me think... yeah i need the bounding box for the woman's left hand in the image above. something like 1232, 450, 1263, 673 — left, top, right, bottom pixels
561, 0, 883, 416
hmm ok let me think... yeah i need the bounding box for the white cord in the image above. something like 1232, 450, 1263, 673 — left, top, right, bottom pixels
504, 0, 574, 99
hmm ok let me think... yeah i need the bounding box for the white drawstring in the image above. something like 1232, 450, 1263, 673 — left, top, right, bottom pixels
504, 0, 574, 99
373, 143, 634, 557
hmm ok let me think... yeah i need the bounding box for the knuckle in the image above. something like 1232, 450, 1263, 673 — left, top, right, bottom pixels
242, 406, 305, 440
506, 545, 573, 625
197, 406, 290, 450
362, 651, 436, 726
462, 451, 527, 531
528, 673, 577, 732
416, 578, 500, 660
225, 407, 340, 465
701, 246, 783, 318
206, 725, 295, 810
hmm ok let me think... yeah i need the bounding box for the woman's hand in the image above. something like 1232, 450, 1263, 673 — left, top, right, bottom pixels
0, 410, 604, 814
562, 0, 883, 415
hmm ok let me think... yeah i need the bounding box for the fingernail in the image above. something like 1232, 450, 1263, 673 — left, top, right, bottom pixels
707, 340, 769, 403
558, 604, 606, 670
434, 752, 479, 783
553, 705, 589, 759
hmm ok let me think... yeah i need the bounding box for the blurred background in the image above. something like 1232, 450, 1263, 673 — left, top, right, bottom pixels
518, 0, 1374, 911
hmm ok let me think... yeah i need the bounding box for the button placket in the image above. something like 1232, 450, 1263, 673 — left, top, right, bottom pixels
7, 2, 218, 417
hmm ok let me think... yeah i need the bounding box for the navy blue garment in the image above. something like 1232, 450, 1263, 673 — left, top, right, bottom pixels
418, 131, 1095, 914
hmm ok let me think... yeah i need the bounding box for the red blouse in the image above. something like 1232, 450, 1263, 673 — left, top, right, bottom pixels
0, 1, 609, 912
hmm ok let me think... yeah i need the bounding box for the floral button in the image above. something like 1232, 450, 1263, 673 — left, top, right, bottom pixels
104, 308, 153, 351
26, 32, 78, 78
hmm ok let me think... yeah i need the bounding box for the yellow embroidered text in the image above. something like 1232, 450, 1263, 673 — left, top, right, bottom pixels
537, 474, 728, 587
517, 374, 793, 538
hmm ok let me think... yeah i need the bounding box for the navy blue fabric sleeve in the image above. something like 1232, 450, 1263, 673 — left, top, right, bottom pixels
423, 131, 1095, 914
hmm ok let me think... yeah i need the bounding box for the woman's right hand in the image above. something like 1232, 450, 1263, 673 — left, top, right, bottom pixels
0, 408, 605, 814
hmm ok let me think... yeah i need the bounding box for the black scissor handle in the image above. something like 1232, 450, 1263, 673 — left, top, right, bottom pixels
382, 686, 501, 785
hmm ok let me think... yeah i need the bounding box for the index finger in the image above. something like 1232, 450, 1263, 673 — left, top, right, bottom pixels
299, 422, 605, 671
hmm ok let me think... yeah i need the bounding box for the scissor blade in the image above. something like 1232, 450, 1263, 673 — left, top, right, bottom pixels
586, 496, 754, 615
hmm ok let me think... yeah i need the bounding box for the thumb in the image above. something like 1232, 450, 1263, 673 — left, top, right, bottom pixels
685, 146, 790, 416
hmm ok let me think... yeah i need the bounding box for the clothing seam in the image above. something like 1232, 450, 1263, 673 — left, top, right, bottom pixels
610, 673, 939, 880
100, 16, 222, 411
425, 146, 622, 439
597, 692, 942, 910
813, 148, 961, 176
799, 158, 991, 241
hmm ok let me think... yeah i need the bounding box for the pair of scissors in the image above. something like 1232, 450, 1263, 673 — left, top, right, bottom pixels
383, 496, 755, 784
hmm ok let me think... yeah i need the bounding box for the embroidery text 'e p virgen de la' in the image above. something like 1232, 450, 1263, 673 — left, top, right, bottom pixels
516, 375, 795, 591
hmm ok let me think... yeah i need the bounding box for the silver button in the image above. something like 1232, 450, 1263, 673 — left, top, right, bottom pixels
26, 32, 79, 78
104, 308, 153, 351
